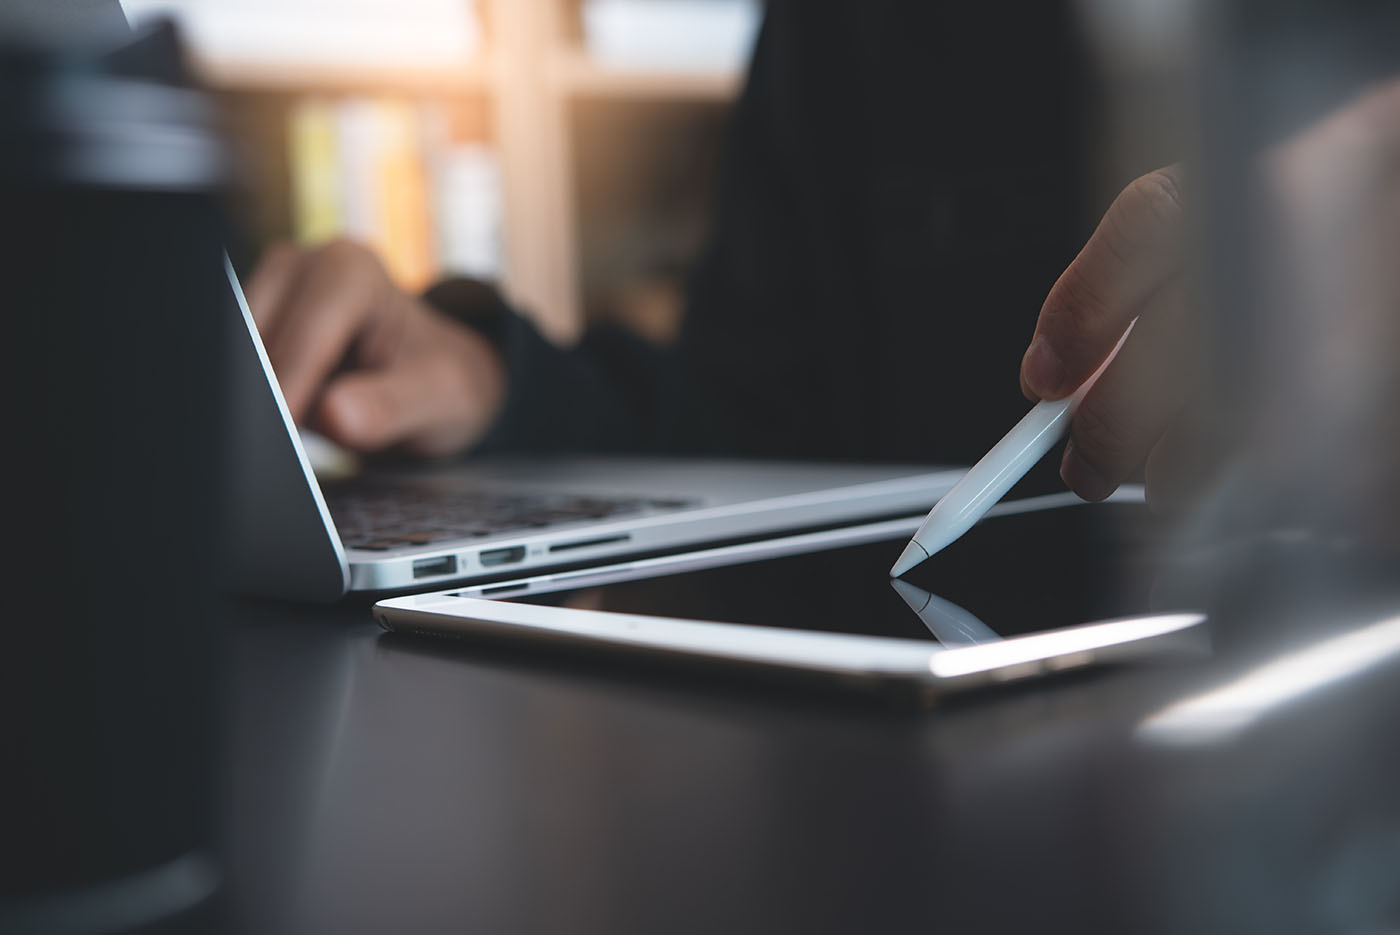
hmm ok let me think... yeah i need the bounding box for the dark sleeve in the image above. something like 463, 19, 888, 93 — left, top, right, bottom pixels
421, 278, 720, 455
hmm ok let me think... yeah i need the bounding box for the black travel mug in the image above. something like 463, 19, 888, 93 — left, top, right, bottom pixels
0, 22, 231, 934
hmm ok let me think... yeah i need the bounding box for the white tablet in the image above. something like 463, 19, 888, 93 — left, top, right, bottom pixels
374, 490, 1206, 697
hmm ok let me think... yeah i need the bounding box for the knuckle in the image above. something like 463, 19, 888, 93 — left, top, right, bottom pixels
1126, 168, 1185, 225
318, 236, 368, 263
1146, 165, 1185, 204
1103, 168, 1185, 259
432, 346, 477, 402
1042, 264, 1113, 338
262, 240, 302, 266
319, 238, 392, 295
1072, 400, 1137, 466
315, 238, 384, 279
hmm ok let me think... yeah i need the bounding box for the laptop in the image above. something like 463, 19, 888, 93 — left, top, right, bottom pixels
223, 258, 964, 601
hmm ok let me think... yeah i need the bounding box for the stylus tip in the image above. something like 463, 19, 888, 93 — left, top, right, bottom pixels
889, 541, 929, 578
889, 577, 933, 613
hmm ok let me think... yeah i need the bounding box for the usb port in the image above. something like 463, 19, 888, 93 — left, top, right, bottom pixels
479, 546, 526, 567
412, 555, 458, 579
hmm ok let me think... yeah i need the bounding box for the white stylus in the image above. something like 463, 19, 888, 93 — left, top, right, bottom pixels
890, 325, 1134, 578
889, 579, 1001, 645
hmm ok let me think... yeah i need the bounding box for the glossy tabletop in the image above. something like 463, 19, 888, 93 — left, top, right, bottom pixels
220, 520, 1400, 935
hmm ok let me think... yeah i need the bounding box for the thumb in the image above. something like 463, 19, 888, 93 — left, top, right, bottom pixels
314, 366, 429, 452
314, 342, 499, 457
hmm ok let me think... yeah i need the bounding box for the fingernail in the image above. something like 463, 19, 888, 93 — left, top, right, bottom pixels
1061, 442, 1115, 502
1022, 336, 1068, 400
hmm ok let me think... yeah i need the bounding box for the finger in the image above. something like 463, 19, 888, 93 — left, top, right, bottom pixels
267, 240, 397, 421
1060, 277, 1195, 501
1022, 166, 1186, 401
242, 242, 304, 336
313, 350, 480, 455
350, 291, 409, 372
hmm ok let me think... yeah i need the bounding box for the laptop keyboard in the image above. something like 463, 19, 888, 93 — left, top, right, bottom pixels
324, 484, 697, 551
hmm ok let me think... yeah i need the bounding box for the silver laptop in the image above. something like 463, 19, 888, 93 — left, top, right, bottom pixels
223, 258, 964, 601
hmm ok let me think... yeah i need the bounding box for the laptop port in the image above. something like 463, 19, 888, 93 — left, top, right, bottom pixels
479, 546, 526, 568
548, 534, 631, 553
412, 555, 458, 579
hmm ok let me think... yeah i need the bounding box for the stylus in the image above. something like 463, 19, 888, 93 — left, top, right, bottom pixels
889, 579, 1000, 645
890, 324, 1134, 578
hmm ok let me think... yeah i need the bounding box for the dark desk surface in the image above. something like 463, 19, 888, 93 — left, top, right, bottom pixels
221, 549, 1400, 935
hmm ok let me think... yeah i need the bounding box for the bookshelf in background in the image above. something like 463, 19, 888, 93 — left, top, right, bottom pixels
217, 89, 501, 299
284, 96, 501, 293
127, 0, 759, 343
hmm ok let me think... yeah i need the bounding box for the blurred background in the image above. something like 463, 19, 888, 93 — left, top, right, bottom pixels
120, 0, 761, 345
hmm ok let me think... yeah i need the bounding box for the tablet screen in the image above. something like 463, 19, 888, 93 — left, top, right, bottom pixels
518, 501, 1180, 645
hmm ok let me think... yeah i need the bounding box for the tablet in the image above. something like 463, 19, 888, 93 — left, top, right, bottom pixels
374, 493, 1206, 696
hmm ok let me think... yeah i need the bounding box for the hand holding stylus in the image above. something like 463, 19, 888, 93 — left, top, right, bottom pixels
1020, 165, 1194, 506
890, 327, 1133, 577
897, 81, 1400, 575
893, 165, 1195, 576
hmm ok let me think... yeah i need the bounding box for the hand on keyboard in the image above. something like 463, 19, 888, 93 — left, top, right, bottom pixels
246, 239, 506, 458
